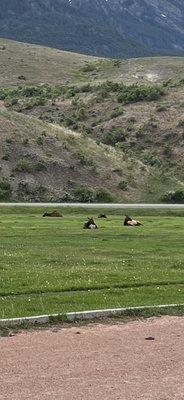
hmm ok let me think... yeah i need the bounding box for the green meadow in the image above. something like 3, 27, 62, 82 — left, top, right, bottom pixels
0, 207, 184, 319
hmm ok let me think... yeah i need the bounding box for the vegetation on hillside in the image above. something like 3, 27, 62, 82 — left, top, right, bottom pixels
0, 40, 184, 202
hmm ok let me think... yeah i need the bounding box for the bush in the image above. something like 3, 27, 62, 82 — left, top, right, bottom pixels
163, 145, 172, 157
161, 190, 184, 203
76, 150, 95, 167
177, 120, 184, 127
83, 126, 93, 135
36, 136, 44, 145
15, 158, 33, 173
117, 84, 164, 104
72, 186, 114, 203
15, 158, 46, 173
17, 181, 31, 197
2, 153, 10, 161
66, 87, 78, 98
113, 60, 121, 68
95, 188, 114, 203
22, 138, 29, 145
35, 160, 46, 172
82, 63, 96, 73
76, 107, 86, 121
102, 126, 125, 146
141, 150, 160, 166
118, 180, 128, 190
18, 181, 47, 200
0, 84, 65, 104
73, 186, 95, 203
110, 107, 124, 118
79, 84, 92, 93
0, 178, 12, 201
64, 117, 75, 127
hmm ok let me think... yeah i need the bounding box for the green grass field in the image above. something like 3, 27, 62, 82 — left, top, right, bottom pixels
0, 207, 184, 319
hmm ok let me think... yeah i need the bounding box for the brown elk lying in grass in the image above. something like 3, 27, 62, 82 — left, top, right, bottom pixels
98, 213, 107, 219
43, 210, 63, 218
123, 215, 143, 226
83, 217, 98, 229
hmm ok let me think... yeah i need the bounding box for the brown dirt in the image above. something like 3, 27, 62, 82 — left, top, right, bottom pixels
1, 316, 184, 399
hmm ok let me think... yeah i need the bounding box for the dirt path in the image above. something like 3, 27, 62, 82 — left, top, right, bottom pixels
1, 316, 184, 400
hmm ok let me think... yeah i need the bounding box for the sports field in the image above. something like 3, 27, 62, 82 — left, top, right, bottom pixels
0, 207, 184, 319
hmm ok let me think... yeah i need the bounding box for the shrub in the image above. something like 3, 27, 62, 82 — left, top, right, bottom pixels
36, 136, 44, 145
93, 94, 106, 103
110, 107, 124, 119
95, 188, 114, 203
113, 60, 121, 68
117, 84, 164, 104
118, 180, 128, 190
0, 84, 65, 104
64, 117, 75, 127
18, 181, 47, 200
163, 145, 172, 157
82, 63, 96, 73
71, 186, 114, 203
161, 190, 184, 203
76, 150, 95, 167
102, 126, 125, 146
0, 178, 12, 201
73, 186, 95, 203
15, 158, 33, 173
17, 181, 31, 197
22, 138, 29, 145
2, 153, 10, 161
95, 81, 120, 93
34, 96, 47, 106
83, 126, 93, 135
76, 107, 86, 121
35, 160, 46, 172
141, 150, 160, 166
113, 168, 123, 176
66, 87, 78, 98
79, 84, 92, 93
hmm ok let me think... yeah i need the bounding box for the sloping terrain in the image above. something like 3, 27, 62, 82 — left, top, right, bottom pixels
0, 0, 183, 58
0, 39, 184, 87
0, 39, 183, 202
0, 38, 96, 87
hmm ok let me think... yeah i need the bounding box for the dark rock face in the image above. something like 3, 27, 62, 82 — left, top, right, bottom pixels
0, 0, 183, 57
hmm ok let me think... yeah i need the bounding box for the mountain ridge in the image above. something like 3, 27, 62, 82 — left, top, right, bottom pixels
0, 0, 183, 58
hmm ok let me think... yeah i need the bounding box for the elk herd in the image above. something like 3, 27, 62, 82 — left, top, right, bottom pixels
42, 211, 143, 229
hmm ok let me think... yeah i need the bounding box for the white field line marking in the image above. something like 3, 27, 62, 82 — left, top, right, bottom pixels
1, 304, 184, 327
0, 203, 184, 209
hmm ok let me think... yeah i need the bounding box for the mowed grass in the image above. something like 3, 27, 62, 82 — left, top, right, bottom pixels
0, 208, 184, 318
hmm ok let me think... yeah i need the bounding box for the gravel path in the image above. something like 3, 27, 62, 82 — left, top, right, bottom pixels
1, 316, 184, 400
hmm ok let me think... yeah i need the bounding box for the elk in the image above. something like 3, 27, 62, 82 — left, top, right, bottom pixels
83, 217, 98, 229
123, 215, 143, 226
43, 211, 63, 217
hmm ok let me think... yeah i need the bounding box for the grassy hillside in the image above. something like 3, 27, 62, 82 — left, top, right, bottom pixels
0, 38, 96, 87
0, 39, 184, 203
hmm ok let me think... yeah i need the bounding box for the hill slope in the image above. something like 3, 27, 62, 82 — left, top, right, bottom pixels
0, 0, 183, 58
0, 39, 184, 203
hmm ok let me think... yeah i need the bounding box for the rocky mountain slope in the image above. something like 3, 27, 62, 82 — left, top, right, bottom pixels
0, 0, 183, 58
0, 39, 184, 203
